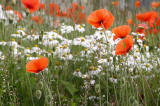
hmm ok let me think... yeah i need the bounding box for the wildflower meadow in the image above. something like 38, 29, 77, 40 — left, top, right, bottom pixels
0, 0, 160, 105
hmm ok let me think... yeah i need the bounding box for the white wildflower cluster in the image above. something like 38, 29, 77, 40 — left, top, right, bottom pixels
60, 23, 86, 34
60, 24, 74, 34
0, 51, 5, 60
0, 24, 159, 85
74, 24, 85, 33
0, 5, 19, 25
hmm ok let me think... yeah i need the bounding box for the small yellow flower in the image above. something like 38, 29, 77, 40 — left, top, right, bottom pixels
53, 30, 56, 32
11, 38, 15, 41
76, 68, 80, 72
26, 47, 30, 49
26, 54, 30, 57
145, 64, 149, 68
16, 31, 19, 34
136, 49, 140, 52
20, 28, 24, 31
134, 55, 138, 59
93, 66, 97, 71
34, 45, 38, 47
80, 37, 85, 42
62, 53, 66, 57
120, 59, 123, 63
136, 37, 140, 40
55, 44, 58, 47
100, 30, 104, 32
84, 48, 88, 51
98, 45, 101, 49
63, 44, 68, 48
56, 61, 61, 66
79, 25, 82, 29
49, 39, 53, 41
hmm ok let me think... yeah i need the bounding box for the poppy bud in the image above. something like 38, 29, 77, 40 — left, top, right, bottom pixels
35, 90, 42, 99
38, 81, 43, 89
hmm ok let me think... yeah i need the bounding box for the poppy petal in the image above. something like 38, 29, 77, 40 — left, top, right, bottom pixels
88, 9, 114, 30
26, 57, 48, 73
115, 35, 134, 55
112, 25, 131, 40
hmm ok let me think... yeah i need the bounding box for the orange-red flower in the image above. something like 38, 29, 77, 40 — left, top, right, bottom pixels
39, 3, 45, 10
60, 11, 68, 17
112, 1, 119, 7
115, 35, 134, 55
5, 5, 12, 11
149, 28, 158, 35
151, 2, 159, 8
49, 3, 60, 16
127, 19, 134, 25
72, 2, 78, 10
148, 17, 160, 35
77, 11, 86, 24
22, 0, 39, 14
112, 25, 131, 40
135, 24, 148, 33
63, 3, 86, 24
136, 11, 158, 24
135, 0, 140, 8
135, 24, 148, 39
31, 16, 43, 24
14, 10, 22, 22
88, 9, 114, 30
155, 17, 160, 27
26, 57, 48, 73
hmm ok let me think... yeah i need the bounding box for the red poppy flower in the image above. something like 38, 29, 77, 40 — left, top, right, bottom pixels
49, 3, 60, 16
31, 16, 43, 24
77, 11, 86, 24
155, 17, 160, 27
151, 2, 159, 8
79, 5, 84, 11
72, 2, 78, 10
63, 3, 86, 24
115, 35, 134, 55
136, 11, 158, 24
26, 57, 48, 73
112, 1, 119, 7
14, 10, 22, 22
127, 19, 134, 25
112, 25, 131, 40
135, 24, 148, 39
5, 5, 12, 11
39, 3, 45, 10
135, 0, 140, 8
149, 28, 159, 35
22, 0, 39, 14
60, 11, 68, 17
136, 24, 148, 31
88, 9, 114, 30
